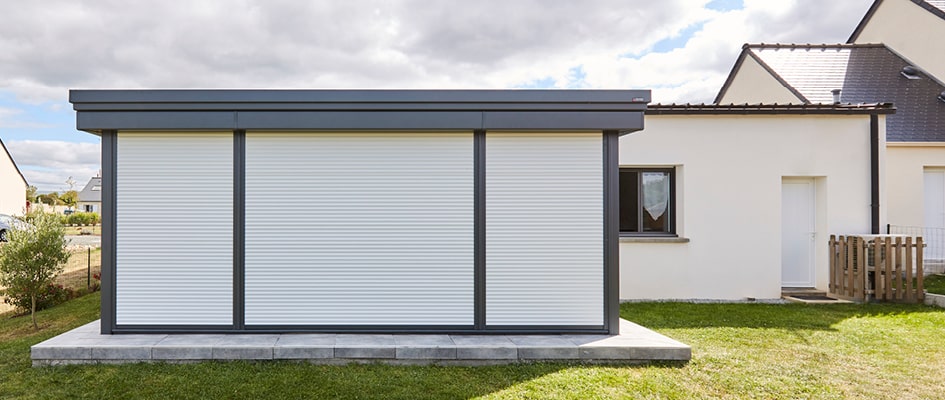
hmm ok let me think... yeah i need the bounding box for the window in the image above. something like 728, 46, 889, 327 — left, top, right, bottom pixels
620, 168, 674, 235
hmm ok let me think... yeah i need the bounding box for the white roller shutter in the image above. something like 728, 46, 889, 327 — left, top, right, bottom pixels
244, 132, 474, 325
115, 132, 233, 325
486, 132, 603, 326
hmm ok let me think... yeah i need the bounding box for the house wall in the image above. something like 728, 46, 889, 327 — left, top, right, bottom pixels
852, 0, 945, 80
0, 143, 26, 216
885, 143, 945, 226
78, 201, 101, 213
718, 56, 803, 104
619, 114, 881, 300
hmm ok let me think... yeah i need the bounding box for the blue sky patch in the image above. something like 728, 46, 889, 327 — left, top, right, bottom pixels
706, 0, 744, 12
515, 76, 557, 89
0, 91, 90, 143
650, 21, 706, 54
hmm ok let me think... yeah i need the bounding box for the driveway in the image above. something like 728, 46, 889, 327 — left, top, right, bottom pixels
66, 235, 101, 249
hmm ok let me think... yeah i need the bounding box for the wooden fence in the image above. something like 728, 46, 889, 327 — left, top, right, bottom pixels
828, 235, 925, 303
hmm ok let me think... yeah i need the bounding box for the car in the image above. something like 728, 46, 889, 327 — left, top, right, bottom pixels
0, 214, 30, 242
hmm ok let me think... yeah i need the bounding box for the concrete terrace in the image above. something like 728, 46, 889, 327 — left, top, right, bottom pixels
32, 319, 691, 366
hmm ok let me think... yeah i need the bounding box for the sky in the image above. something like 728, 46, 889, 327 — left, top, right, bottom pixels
0, 0, 873, 192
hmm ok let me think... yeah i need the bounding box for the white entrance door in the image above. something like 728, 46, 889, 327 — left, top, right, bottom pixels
923, 169, 945, 259
782, 179, 815, 287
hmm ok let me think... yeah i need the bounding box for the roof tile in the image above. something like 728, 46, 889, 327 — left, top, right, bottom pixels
749, 44, 945, 142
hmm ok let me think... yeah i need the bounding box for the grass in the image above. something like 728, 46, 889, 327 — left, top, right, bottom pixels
925, 274, 945, 295
1, 295, 944, 399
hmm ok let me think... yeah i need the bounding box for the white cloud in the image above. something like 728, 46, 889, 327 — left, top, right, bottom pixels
0, 0, 873, 105
5, 140, 100, 191
0, 0, 877, 190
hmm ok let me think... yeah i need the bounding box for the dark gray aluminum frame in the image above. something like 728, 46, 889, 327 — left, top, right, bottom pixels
77, 90, 648, 335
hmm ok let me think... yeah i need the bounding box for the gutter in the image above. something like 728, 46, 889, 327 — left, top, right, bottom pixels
871, 115, 880, 234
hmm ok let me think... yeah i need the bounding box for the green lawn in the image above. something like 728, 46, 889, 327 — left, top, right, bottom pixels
1, 294, 944, 399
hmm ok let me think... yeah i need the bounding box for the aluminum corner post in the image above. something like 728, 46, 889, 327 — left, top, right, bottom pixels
603, 130, 621, 335
100, 130, 117, 334
233, 130, 246, 329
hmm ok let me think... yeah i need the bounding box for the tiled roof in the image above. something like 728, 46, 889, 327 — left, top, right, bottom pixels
742, 43, 945, 142
77, 177, 101, 203
646, 103, 895, 115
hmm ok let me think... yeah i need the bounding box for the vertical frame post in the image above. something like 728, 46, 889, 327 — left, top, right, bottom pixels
101, 130, 118, 334
474, 129, 486, 330
233, 130, 246, 329
603, 130, 620, 334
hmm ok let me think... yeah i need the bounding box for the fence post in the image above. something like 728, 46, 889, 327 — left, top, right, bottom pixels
918, 237, 925, 302
87, 246, 91, 289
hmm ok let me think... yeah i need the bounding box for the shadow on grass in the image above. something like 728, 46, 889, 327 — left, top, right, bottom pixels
621, 302, 944, 331
19, 361, 570, 399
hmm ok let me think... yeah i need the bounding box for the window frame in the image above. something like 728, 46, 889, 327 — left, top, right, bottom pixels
619, 167, 676, 237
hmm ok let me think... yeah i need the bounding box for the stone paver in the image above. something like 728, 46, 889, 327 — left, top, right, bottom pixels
31, 320, 691, 366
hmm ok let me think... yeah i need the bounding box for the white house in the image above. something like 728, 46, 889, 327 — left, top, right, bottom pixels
714, 42, 945, 233
77, 176, 102, 213
70, 89, 648, 335
0, 137, 28, 216
848, 0, 945, 260
619, 104, 890, 300
848, 0, 945, 80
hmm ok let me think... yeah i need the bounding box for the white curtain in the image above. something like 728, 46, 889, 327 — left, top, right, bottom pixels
642, 172, 669, 221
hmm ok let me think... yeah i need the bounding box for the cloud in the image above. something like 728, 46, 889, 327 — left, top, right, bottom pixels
581, 0, 873, 102
0, 0, 872, 104
5, 140, 100, 191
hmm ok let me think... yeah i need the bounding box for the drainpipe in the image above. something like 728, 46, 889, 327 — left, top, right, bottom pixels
870, 114, 880, 234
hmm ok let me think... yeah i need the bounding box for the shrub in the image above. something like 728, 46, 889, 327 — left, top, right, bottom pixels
60, 212, 100, 226
0, 212, 70, 329
1, 283, 73, 315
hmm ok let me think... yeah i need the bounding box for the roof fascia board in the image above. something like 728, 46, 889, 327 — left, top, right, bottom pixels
713, 46, 750, 104
911, 0, 945, 21
848, 0, 884, 43
72, 90, 649, 135
70, 89, 651, 110
0, 137, 28, 188
645, 104, 895, 115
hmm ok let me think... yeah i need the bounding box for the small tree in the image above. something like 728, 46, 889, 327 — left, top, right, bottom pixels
0, 212, 70, 329
61, 190, 79, 210
26, 185, 38, 203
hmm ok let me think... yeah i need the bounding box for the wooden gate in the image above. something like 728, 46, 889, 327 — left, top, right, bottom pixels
828, 235, 925, 302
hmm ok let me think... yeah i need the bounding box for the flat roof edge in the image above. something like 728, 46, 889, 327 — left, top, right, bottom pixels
70, 89, 651, 108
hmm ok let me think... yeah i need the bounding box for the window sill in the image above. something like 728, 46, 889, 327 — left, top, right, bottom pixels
619, 236, 690, 243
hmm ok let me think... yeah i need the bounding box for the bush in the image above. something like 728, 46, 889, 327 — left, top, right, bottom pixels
1, 283, 73, 315
63, 212, 100, 226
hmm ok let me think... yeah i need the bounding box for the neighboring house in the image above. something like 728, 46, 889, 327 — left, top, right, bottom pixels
0, 137, 28, 216
716, 27, 945, 259
847, 0, 945, 259
619, 104, 891, 300
77, 176, 102, 213
848, 0, 945, 81
70, 89, 648, 335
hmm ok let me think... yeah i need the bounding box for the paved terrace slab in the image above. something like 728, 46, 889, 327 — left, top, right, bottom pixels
31, 319, 690, 366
